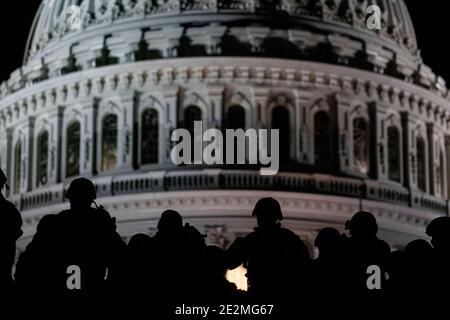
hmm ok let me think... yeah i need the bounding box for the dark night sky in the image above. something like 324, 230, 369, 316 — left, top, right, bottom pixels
0, 1, 448, 84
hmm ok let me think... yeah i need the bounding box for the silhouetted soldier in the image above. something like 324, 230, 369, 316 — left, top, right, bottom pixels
150, 210, 208, 317
15, 178, 126, 303
426, 216, 450, 301
0, 169, 23, 291
226, 197, 311, 305
126, 233, 156, 315
342, 211, 390, 305
128, 233, 154, 289
312, 227, 345, 307
405, 239, 432, 294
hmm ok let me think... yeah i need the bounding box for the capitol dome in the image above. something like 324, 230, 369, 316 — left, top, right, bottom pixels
1, 0, 449, 250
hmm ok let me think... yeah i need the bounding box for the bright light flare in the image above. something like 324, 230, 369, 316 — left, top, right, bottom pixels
226, 264, 248, 291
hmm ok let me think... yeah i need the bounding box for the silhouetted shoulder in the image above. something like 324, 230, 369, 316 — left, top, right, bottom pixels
278, 228, 308, 245
0, 199, 22, 237
36, 213, 60, 231
0, 199, 20, 216
279, 228, 311, 255
279, 227, 301, 238
372, 238, 391, 256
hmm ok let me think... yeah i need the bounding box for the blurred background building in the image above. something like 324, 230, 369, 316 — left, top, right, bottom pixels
1, 0, 449, 251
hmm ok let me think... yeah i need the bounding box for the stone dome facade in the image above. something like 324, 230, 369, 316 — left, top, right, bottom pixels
1, 0, 450, 250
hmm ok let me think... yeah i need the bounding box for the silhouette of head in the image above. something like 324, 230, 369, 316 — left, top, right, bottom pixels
252, 197, 283, 229
346, 211, 378, 238
314, 227, 341, 253
0, 169, 9, 191
65, 178, 97, 209
405, 239, 432, 263
426, 216, 450, 249
157, 210, 183, 234
129, 233, 152, 254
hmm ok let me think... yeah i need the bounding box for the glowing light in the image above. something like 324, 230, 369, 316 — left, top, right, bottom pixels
226, 264, 248, 291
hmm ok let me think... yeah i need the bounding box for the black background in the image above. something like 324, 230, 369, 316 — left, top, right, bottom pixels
0, 1, 448, 84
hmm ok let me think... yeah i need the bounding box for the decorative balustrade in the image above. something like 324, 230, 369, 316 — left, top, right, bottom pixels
10, 169, 449, 216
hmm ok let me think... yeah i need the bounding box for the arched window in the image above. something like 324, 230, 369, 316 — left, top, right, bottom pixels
66, 121, 81, 178
353, 117, 369, 175
387, 126, 401, 182
227, 105, 246, 130
141, 109, 159, 165
101, 114, 118, 171
314, 111, 331, 170
416, 136, 426, 192
37, 130, 49, 187
272, 106, 290, 162
14, 141, 22, 194
184, 105, 202, 133
183, 105, 202, 160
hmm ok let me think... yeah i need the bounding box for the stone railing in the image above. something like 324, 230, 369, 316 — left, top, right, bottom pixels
10, 168, 450, 216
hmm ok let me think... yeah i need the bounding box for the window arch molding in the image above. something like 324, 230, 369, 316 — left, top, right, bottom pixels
180, 91, 209, 130
36, 129, 49, 187
383, 112, 403, 184
97, 98, 124, 173
349, 104, 370, 177
266, 92, 296, 162
223, 89, 254, 130
308, 98, 332, 168
62, 106, 84, 180
100, 113, 119, 172
11, 129, 26, 195
66, 120, 82, 178
413, 123, 428, 193
33, 116, 51, 188
138, 94, 165, 166
435, 137, 447, 199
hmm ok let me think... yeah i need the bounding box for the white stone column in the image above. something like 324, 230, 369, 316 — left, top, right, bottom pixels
0, 128, 7, 174
254, 88, 268, 128
445, 136, 450, 199
12, 118, 35, 193
117, 90, 136, 171
48, 107, 64, 184
336, 94, 352, 175
207, 85, 223, 127
296, 92, 312, 164
4, 128, 12, 197
162, 86, 178, 164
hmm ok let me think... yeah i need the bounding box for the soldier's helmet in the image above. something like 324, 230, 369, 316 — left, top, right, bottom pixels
0, 169, 9, 190
157, 210, 183, 233
426, 216, 450, 238
314, 227, 341, 249
65, 178, 97, 202
252, 197, 283, 222
346, 211, 378, 237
